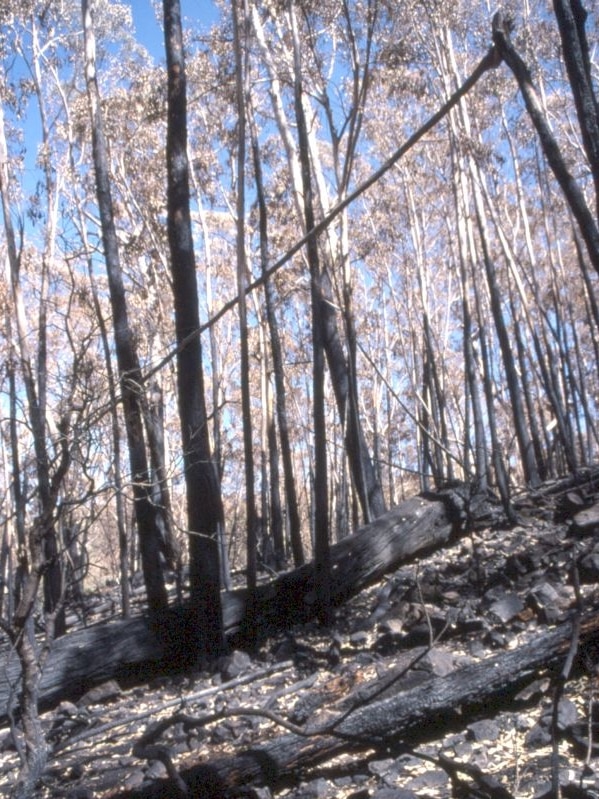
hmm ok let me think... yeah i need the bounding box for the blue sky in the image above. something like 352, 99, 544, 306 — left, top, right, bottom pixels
130, 0, 221, 60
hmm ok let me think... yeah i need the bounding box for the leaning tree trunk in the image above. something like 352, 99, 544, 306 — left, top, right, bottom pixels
83, 0, 168, 617
553, 0, 599, 217
163, 0, 225, 660
492, 12, 599, 277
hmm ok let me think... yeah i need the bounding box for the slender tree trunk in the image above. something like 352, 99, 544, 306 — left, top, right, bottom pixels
474, 205, 541, 487
59, 75, 133, 618
82, 0, 168, 616
247, 98, 304, 567
290, 4, 330, 625
29, 17, 66, 637
1, 88, 67, 797
446, 121, 488, 486
87, 263, 131, 617
146, 382, 179, 572
191, 171, 232, 591
492, 13, 599, 277
553, 0, 599, 216
256, 313, 286, 568
163, 0, 224, 659
471, 274, 514, 518
232, 0, 259, 643
249, 3, 385, 524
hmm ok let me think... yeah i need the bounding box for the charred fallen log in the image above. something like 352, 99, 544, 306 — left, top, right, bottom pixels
109, 610, 599, 799
0, 484, 494, 724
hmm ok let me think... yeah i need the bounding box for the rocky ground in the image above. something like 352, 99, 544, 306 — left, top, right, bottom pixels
2, 478, 599, 799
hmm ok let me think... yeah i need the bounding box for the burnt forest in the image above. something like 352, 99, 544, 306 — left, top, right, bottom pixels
1, 2, 599, 798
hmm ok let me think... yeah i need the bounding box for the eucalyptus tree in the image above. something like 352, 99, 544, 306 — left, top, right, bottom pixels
82, 0, 169, 616
0, 1, 120, 791
248, 0, 386, 525
287, 1, 331, 623
163, 0, 225, 659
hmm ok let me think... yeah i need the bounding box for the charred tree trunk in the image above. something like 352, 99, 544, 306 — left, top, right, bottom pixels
475, 206, 541, 487
83, 0, 168, 616
553, 0, 599, 216
247, 100, 304, 567
492, 12, 599, 277
0, 484, 494, 724
232, 0, 259, 645
163, 0, 225, 660
290, 3, 331, 626
112, 610, 599, 799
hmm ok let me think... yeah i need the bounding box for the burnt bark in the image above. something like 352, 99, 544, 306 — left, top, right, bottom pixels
83, 0, 168, 616
248, 105, 304, 567
475, 205, 542, 487
163, 0, 225, 660
492, 12, 599, 277
111, 610, 599, 799
552, 0, 599, 216
290, 3, 331, 625
0, 485, 490, 725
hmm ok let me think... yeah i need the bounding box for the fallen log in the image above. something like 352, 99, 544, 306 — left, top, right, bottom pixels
109, 610, 599, 799
0, 484, 492, 724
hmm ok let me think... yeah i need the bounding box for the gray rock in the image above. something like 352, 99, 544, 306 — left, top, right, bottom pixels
467, 719, 501, 741
414, 648, 454, 677
78, 680, 121, 706
488, 593, 525, 623
572, 502, 599, 535
219, 649, 252, 680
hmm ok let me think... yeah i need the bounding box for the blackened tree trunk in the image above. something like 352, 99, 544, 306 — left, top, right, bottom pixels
146, 382, 179, 573
474, 203, 541, 487
553, 0, 599, 216
470, 266, 515, 518
82, 0, 168, 617
320, 263, 387, 520
492, 12, 599, 277
290, 3, 331, 625
111, 609, 599, 799
163, 0, 225, 660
